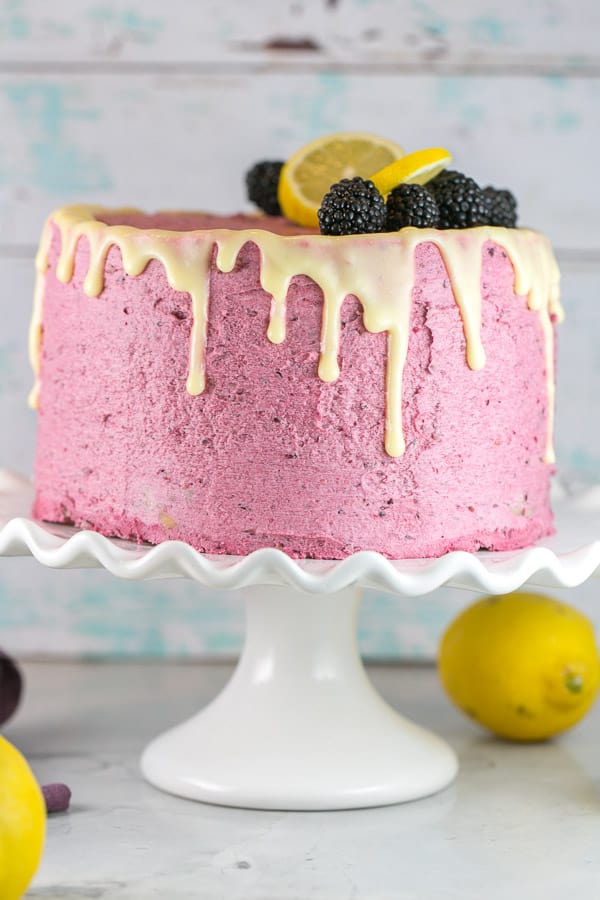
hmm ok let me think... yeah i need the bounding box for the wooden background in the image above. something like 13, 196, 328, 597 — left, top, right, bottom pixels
1, 0, 599, 659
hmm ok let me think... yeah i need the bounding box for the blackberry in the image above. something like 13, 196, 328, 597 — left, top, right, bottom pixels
386, 183, 439, 230
483, 187, 518, 227
318, 177, 386, 235
245, 160, 284, 216
426, 168, 462, 190
429, 172, 491, 229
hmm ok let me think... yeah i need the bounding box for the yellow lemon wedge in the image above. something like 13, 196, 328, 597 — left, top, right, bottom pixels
370, 147, 452, 196
278, 132, 405, 228
0, 736, 46, 900
438, 592, 600, 742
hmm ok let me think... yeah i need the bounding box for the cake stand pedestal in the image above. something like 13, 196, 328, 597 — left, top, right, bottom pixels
143, 584, 457, 808
2, 469, 600, 810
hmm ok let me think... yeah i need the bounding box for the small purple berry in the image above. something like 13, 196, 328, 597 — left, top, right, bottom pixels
42, 783, 72, 813
0, 649, 22, 726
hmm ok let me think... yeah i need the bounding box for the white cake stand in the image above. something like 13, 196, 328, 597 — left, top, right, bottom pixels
2, 469, 600, 811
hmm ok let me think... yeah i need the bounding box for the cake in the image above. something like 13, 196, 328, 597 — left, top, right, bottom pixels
29, 138, 562, 560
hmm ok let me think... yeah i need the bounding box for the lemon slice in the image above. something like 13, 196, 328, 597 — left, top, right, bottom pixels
370, 147, 452, 196
278, 132, 405, 228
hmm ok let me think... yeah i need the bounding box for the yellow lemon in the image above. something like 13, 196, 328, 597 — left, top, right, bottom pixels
278, 132, 405, 228
0, 736, 46, 899
370, 147, 452, 196
438, 592, 600, 741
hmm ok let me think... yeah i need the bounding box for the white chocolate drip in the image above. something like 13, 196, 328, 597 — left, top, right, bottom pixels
29, 205, 562, 462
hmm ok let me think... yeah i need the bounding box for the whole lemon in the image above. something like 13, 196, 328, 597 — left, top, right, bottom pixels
438, 592, 600, 741
0, 736, 46, 899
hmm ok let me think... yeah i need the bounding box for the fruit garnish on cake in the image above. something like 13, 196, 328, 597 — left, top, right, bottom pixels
245, 131, 518, 234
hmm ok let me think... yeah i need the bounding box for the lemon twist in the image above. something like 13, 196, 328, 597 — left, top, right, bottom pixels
369, 147, 452, 196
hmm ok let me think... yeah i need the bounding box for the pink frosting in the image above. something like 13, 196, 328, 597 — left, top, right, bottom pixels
33, 216, 554, 559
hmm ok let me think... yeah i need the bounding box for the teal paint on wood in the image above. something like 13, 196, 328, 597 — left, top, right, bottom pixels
412, 0, 448, 38
461, 104, 486, 128
282, 72, 349, 141
543, 8, 561, 27
469, 16, 514, 46
5, 14, 28, 38
435, 79, 467, 107
30, 141, 111, 194
310, 72, 348, 136
44, 19, 74, 38
3, 81, 112, 194
0, 576, 39, 629
434, 80, 486, 132
88, 3, 164, 44
555, 111, 580, 131
0, 0, 29, 40
544, 74, 568, 90
562, 447, 600, 478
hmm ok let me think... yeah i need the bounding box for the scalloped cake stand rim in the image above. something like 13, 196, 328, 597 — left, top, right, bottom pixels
1, 469, 599, 597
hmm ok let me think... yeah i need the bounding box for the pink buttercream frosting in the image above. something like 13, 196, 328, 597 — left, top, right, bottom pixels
32, 212, 555, 559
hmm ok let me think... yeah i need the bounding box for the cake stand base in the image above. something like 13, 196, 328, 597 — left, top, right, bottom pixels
140, 585, 458, 810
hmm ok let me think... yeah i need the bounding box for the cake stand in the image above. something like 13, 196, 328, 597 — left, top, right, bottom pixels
2, 469, 600, 811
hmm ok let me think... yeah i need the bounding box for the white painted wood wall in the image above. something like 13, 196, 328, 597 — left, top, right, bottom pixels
0, 0, 599, 659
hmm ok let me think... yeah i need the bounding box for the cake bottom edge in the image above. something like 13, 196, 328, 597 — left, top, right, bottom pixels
32, 497, 555, 561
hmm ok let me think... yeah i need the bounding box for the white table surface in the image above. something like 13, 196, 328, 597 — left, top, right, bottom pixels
6, 661, 600, 900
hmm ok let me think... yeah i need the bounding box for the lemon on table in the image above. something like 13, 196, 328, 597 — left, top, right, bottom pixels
278, 132, 405, 228
369, 147, 452, 196
438, 592, 600, 742
0, 736, 46, 900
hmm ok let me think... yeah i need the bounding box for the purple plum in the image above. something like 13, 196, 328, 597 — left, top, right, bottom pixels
0, 649, 22, 726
